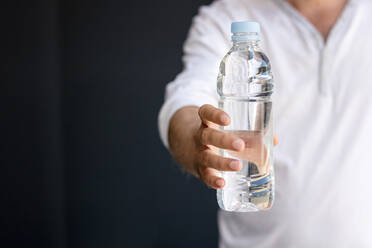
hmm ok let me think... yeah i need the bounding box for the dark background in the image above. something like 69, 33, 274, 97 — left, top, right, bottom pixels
1, 0, 219, 247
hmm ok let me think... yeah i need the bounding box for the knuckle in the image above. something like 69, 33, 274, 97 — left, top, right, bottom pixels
202, 105, 214, 119
194, 128, 202, 145
218, 132, 227, 146
198, 106, 205, 118
212, 156, 222, 170
204, 104, 212, 110
218, 157, 228, 170
216, 157, 228, 170
194, 162, 203, 179
200, 151, 209, 165
200, 128, 209, 144
199, 104, 210, 117
198, 166, 208, 183
214, 156, 222, 170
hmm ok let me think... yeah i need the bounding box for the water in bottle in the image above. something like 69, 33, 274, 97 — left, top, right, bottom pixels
216, 21, 274, 212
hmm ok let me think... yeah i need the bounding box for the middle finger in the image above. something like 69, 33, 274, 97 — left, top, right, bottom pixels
201, 127, 245, 151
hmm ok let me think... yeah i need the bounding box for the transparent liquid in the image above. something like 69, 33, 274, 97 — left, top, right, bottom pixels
216, 40, 274, 212
217, 98, 274, 212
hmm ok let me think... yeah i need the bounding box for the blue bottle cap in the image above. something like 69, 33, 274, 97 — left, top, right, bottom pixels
231, 21, 260, 33
231, 21, 260, 41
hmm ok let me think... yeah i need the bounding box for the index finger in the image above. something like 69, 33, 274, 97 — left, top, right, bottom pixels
198, 104, 230, 126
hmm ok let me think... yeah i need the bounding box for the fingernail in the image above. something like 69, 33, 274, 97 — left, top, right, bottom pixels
216, 179, 224, 187
220, 114, 229, 123
229, 160, 241, 170
232, 139, 244, 150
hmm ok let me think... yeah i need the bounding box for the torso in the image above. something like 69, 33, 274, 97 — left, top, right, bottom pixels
210, 0, 372, 247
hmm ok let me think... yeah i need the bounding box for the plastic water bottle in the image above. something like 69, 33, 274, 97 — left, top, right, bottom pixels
216, 21, 274, 212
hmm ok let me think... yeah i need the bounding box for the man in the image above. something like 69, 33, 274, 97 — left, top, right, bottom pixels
158, 0, 372, 247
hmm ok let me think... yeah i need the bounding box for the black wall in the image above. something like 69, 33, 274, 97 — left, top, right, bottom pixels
2, 0, 218, 247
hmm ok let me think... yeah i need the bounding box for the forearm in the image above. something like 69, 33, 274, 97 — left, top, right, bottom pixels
168, 106, 200, 177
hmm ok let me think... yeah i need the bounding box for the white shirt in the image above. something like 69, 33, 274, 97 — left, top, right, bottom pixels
158, 0, 372, 247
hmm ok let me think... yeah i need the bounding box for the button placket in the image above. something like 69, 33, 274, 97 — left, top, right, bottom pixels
276, 0, 357, 96
319, 1, 356, 96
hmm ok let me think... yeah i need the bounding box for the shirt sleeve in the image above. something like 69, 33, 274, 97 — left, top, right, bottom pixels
158, 2, 231, 148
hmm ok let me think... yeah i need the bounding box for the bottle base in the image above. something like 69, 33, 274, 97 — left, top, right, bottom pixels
217, 189, 273, 212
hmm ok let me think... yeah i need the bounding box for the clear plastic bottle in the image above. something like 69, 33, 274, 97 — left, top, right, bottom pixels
216, 21, 274, 212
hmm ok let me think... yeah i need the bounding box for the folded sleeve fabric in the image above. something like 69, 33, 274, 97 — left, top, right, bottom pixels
157, 2, 231, 147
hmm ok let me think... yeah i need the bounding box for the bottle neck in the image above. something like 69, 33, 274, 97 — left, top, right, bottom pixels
232, 40, 260, 49
232, 31, 259, 41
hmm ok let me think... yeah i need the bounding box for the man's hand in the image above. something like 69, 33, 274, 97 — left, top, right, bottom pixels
168, 104, 278, 190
